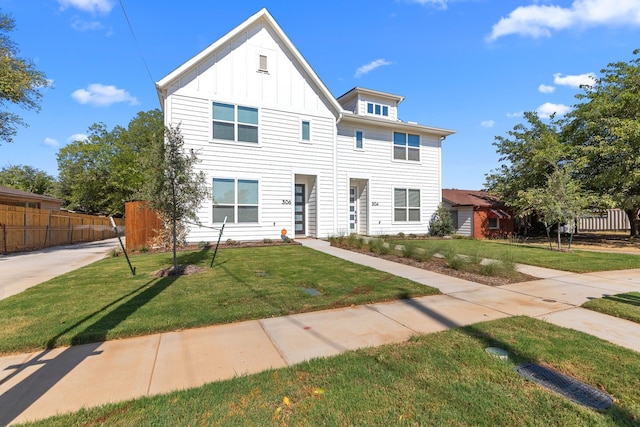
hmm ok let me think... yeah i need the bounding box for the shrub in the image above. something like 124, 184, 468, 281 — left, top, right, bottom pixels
368, 238, 390, 255
401, 243, 417, 258
442, 247, 468, 271
429, 202, 454, 237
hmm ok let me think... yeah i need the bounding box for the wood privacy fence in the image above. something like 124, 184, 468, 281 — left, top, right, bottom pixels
124, 201, 162, 251
0, 204, 124, 254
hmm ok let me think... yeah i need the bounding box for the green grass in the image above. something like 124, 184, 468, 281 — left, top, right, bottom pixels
398, 238, 640, 273
0, 245, 437, 355
18, 317, 640, 426
583, 292, 640, 324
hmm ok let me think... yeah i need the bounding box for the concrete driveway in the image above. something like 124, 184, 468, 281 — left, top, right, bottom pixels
0, 238, 121, 300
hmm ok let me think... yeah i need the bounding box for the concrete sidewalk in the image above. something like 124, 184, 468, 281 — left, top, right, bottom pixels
1, 239, 640, 425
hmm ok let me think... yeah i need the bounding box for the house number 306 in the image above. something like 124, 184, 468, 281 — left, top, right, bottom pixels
371, 202, 379, 207
282, 199, 291, 205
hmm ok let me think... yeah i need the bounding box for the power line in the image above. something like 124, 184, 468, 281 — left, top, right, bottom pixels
118, 0, 155, 86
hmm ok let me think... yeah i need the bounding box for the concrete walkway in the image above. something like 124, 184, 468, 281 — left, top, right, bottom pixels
1, 239, 640, 425
0, 238, 121, 301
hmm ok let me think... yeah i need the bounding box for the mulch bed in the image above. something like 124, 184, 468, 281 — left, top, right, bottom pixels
334, 246, 538, 287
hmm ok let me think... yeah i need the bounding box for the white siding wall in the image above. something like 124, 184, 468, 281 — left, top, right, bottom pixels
356, 95, 398, 121
163, 20, 336, 242
456, 208, 473, 236
336, 123, 441, 236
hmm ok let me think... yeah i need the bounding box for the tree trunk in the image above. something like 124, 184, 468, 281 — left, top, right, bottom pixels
556, 226, 562, 251
625, 208, 639, 237
172, 216, 178, 270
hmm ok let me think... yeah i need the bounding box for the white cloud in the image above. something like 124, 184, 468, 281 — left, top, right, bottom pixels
71, 19, 104, 31
480, 120, 495, 128
406, 0, 449, 9
67, 134, 88, 143
354, 59, 392, 78
553, 72, 596, 88
537, 102, 572, 118
507, 112, 524, 118
43, 137, 59, 148
538, 84, 555, 93
58, 0, 113, 15
71, 83, 139, 107
488, 0, 640, 41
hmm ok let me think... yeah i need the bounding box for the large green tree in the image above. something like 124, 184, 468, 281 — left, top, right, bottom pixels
0, 164, 56, 195
564, 49, 640, 235
0, 11, 50, 145
57, 109, 163, 214
142, 124, 208, 271
485, 112, 595, 248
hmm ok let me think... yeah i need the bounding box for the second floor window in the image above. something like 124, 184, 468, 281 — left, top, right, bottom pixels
393, 132, 420, 161
212, 102, 258, 143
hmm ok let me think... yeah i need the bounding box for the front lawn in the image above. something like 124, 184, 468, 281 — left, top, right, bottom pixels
397, 238, 640, 273
0, 245, 437, 355
583, 292, 640, 324
19, 317, 640, 426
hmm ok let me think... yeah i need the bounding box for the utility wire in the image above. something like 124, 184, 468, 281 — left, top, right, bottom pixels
118, 0, 155, 86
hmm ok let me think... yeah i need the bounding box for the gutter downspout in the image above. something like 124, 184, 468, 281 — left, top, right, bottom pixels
333, 111, 343, 238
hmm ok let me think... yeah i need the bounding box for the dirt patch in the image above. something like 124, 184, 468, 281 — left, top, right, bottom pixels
154, 264, 206, 277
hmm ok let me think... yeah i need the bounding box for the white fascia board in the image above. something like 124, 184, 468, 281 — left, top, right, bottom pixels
340, 112, 455, 137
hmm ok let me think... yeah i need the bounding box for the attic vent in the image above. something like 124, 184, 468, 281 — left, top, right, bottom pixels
258, 54, 268, 72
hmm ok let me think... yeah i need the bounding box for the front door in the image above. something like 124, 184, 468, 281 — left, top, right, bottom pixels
349, 186, 358, 233
295, 184, 305, 235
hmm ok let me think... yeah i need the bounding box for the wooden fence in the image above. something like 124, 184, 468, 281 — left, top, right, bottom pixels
124, 201, 162, 251
0, 204, 124, 254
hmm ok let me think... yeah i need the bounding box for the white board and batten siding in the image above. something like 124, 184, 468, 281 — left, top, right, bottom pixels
163, 20, 337, 242
336, 123, 442, 236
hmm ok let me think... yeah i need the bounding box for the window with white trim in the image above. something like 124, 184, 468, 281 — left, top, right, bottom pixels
212, 102, 258, 143
367, 102, 389, 117
258, 54, 268, 72
488, 218, 499, 229
301, 120, 310, 141
212, 178, 259, 223
393, 132, 420, 161
355, 130, 364, 149
394, 188, 420, 222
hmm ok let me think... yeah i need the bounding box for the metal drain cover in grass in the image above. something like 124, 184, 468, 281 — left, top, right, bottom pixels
514, 363, 613, 411
301, 287, 320, 296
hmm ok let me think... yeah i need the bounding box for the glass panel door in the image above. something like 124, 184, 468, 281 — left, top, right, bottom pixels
295, 184, 305, 235
349, 187, 357, 232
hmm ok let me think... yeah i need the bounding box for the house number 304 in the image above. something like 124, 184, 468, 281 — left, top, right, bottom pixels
371, 202, 379, 207
282, 199, 291, 205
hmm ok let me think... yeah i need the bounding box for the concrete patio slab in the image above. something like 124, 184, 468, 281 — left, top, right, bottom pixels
538, 308, 640, 352
148, 321, 286, 395
368, 295, 509, 334
261, 305, 413, 365
501, 279, 618, 306
449, 286, 574, 316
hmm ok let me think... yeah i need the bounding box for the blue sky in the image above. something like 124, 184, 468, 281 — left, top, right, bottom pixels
1, 0, 639, 190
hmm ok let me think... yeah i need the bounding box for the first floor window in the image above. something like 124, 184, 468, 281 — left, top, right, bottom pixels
394, 188, 420, 222
212, 178, 259, 223
488, 218, 499, 229
393, 132, 420, 161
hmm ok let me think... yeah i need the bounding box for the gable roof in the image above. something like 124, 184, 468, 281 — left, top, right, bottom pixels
442, 189, 505, 208
156, 8, 343, 117
0, 186, 62, 203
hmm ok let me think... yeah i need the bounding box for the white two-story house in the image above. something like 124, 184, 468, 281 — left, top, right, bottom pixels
156, 8, 454, 242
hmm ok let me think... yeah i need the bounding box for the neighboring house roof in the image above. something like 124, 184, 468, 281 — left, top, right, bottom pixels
156, 8, 343, 118
442, 189, 505, 208
0, 186, 62, 204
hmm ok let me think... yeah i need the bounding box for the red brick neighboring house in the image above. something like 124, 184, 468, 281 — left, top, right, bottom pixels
442, 189, 513, 239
